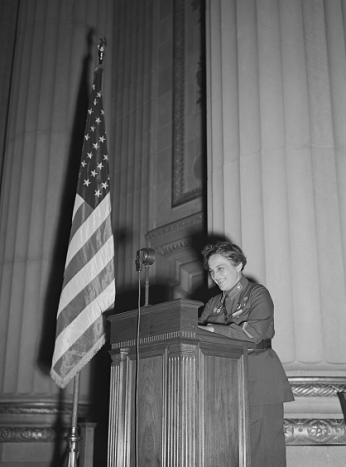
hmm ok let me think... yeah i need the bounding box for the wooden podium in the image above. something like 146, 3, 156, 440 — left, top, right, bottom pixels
107, 299, 250, 466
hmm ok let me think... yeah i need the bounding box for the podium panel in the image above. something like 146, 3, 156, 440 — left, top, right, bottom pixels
107, 299, 250, 466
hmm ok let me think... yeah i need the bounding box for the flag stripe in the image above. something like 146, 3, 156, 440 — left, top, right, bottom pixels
51, 317, 105, 386
63, 216, 113, 286
56, 259, 115, 334
71, 192, 85, 221
57, 235, 114, 316
66, 194, 111, 267
69, 195, 93, 241
53, 281, 115, 363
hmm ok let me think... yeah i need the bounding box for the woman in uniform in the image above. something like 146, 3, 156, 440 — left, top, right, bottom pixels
198, 240, 293, 467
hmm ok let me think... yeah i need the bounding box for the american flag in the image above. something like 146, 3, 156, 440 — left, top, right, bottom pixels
50, 66, 115, 389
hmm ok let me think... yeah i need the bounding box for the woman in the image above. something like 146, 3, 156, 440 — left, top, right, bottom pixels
198, 241, 293, 467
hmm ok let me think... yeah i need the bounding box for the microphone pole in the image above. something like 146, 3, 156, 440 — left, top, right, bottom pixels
134, 247, 155, 467
144, 265, 150, 306
135, 248, 155, 306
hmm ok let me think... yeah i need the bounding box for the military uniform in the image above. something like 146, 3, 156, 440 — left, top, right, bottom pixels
199, 275, 293, 467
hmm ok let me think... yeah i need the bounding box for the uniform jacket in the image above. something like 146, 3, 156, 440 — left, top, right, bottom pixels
198, 275, 294, 406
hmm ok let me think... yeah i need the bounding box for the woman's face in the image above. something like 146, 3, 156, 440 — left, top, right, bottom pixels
208, 253, 242, 292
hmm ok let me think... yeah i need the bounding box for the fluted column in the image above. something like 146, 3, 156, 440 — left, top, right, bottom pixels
166, 346, 197, 466
0, 0, 115, 427
206, 0, 346, 405
107, 349, 132, 466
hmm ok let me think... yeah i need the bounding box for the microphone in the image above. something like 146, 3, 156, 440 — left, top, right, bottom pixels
135, 248, 155, 271
135, 248, 155, 306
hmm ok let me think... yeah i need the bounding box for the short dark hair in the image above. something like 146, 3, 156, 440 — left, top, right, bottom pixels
201, 241, 247, 270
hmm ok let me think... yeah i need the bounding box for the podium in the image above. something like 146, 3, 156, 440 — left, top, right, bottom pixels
107, 299, 250, 466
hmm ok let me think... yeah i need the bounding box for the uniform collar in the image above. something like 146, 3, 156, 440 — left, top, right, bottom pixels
224, 275, 248, 301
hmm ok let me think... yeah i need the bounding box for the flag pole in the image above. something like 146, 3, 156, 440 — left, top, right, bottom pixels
67, 373, 80, 467
97, 37, 106, 66
65, 38, 107, 467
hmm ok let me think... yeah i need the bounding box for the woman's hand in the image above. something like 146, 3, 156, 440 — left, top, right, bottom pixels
198, 324, 215, 333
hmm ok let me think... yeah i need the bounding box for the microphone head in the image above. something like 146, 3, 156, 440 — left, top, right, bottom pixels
140, 248, 155, 266
135, 248, 155, 270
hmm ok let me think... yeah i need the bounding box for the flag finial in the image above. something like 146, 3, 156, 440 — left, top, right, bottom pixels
97, 37, 106, 65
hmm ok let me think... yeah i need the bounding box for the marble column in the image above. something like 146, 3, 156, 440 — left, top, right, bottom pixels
205, 0, 346, 455
0, 0, 115, 463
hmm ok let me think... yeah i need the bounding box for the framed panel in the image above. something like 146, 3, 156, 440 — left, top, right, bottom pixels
172, 0, 205, 207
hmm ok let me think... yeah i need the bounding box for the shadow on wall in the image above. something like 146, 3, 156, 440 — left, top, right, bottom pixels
33, 24, 199, 466
38, 28, 94, 377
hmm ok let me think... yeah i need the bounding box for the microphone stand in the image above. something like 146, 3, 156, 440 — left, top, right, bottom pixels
144, 265, 150, 306
134, 248, 155, 467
